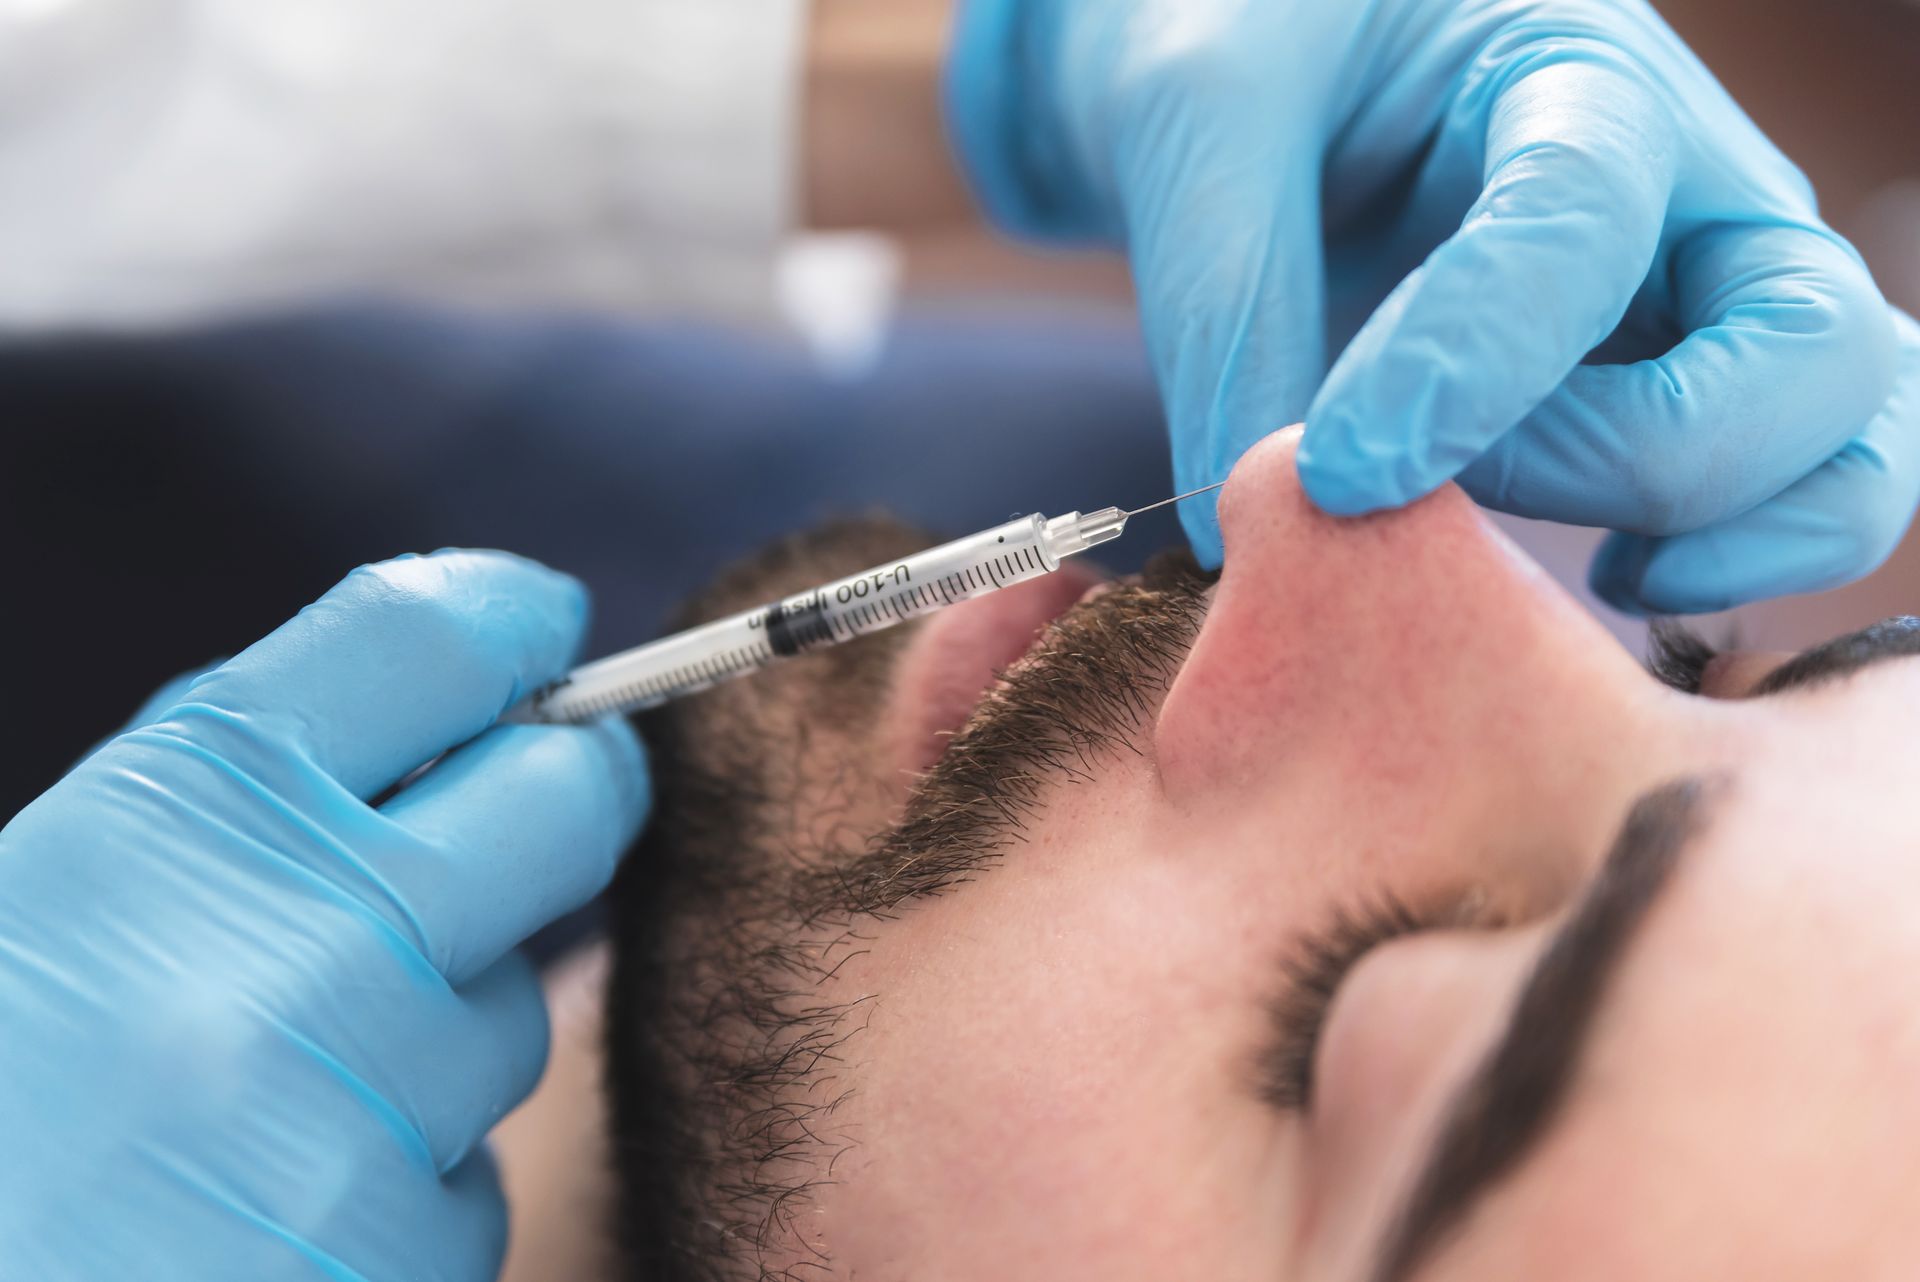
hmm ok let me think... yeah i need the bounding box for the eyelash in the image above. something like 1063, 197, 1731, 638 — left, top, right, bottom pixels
1262, 895, 1429, 1112
1646, 621, 1720, 695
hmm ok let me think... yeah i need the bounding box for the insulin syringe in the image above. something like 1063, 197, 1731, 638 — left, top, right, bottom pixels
515, 483, 1223, 725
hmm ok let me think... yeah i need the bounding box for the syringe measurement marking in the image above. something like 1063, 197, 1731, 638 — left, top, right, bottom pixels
553, 544, 1059, 721
826, 553, 1017, 642
550, 637, 775, 719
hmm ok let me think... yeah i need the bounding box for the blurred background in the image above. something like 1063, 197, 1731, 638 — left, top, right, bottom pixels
2, 0, 1917, 825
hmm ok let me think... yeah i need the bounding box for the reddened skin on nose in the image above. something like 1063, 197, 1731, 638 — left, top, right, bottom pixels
1153, 426, 1657, 890
1159, 428, 1507, 791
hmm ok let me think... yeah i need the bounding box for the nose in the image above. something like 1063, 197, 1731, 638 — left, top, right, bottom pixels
1155, 428, 1655, 867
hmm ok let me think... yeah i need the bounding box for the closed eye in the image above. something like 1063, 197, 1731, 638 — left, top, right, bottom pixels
1646, 620, 1719, 694
1647, 616, 1920, 698
1259, 896, 1428, 1112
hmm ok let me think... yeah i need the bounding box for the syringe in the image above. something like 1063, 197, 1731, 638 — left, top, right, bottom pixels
514, 483, 1223, 724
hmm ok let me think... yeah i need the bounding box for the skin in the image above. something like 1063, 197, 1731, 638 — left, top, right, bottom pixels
504, 426, 1920, 1279
786, 428, 1920, 1279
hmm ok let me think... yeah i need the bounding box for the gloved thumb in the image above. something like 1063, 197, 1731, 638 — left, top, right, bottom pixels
1123, 137, 1328, 566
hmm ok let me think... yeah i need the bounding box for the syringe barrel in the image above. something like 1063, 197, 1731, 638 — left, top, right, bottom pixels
524, 514, 1070, 723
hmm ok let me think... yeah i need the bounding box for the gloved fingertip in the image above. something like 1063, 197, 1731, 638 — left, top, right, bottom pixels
1592, 533, 1748, 616
1586, 533, 1661, 617
505, 554, 592, 634
1300, 400, 1432, 515
442, 1147, 511, 1273
1297, 467, 1374, 518
425, 546, 592, 618
591, 717, 653, 847
502, 716, 653, 852
476, 550, 596, 668
1179, 502, 1226, 571
1632, 543, 1761, 616
1296, 444, 1399, 517
1589, 576, 1659, 618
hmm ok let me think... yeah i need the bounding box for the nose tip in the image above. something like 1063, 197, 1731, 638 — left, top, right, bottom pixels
1213, 422, 1486, 570
1212, 424, 1309, 553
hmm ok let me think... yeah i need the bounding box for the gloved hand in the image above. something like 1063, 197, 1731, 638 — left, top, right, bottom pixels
947, 0, 1920, 612
0, 551, 648, 1280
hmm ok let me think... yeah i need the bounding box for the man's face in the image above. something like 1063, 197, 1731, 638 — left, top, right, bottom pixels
613, 428, 1920, 1281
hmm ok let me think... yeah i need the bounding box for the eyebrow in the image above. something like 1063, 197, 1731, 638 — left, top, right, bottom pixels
1750, 616, 1920, 697
1368, 776, 1716, 1282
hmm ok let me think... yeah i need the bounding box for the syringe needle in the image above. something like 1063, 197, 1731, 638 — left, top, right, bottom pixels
1125, 481, 1226, 519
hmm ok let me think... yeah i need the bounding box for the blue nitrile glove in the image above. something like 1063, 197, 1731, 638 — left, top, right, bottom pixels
947, 0, 1920, 613
0, 551, 649, 1280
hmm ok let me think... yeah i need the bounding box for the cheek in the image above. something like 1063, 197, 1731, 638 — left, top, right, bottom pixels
816, 792, 1299, 1281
